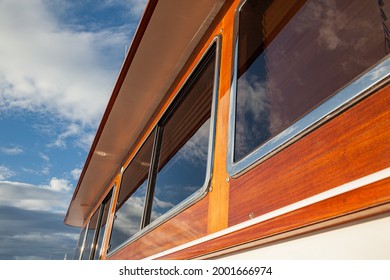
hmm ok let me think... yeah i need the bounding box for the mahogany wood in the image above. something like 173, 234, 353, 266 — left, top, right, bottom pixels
229, 84, 390, 226
108, 196, 209, 259
207, 0, 236, 234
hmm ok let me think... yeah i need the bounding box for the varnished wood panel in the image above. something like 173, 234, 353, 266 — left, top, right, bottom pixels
156, 177, 390, 259
108, 196, 209, 259
207, 0, 236, 234
229, 84, 390, 226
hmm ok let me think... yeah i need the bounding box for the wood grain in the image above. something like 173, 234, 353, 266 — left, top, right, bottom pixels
229, 84, 390, 226
108, 195, 209, 259
207, 0, 236, 234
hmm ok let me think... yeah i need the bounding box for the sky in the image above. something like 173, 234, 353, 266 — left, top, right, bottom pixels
0, 0, 147, 260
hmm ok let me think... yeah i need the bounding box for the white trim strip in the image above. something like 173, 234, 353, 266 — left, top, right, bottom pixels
145, 167, 390, 259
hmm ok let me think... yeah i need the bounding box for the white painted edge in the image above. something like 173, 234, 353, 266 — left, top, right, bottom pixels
145, 167, 390, 259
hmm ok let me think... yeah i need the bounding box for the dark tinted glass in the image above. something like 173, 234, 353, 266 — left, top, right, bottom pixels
108, 44, 217, 250
235, 0, 389, 161
150, 49, 216, 224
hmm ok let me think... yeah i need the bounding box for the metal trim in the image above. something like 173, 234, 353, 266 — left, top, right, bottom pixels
89, 205, 104, 260
72, 224, 88, 260
78, 220, 90, 260
95, 186, 115, 260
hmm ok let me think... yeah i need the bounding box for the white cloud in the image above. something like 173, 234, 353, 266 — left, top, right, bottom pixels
6, 232, 76, 243
41, 166, 50, 176
178, 119, 210, 166
44, 121, 95, 151
22, 165, 51, 177
153, 197, 175, 210
0, 0, 129, 127
48, 123, 81, 149
47, 177, 72, 192
0, 146, 24, 155
39, 152, 50, 162
105, 0, 148, 17
0, 178, 73, 212
70, 168, 82, 180
113, 195, 145, 237
0, 166, 16, 180
126, 0, 148, 16
74, 130, 95, 151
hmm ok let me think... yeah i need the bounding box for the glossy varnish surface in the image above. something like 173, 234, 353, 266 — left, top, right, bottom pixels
206, 0, 236, 234
108, 196, 209, 259
229, 84, 390, 226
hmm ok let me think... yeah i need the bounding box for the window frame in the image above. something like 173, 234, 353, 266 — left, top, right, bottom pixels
93, 187, 115, 260
73, 186, 115, 260
73, 224, 88, 260
80, 219, 93, 260
227, 0, 390, 177
107, 36, 221, 256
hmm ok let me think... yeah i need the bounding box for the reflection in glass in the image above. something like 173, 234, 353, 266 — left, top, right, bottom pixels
108, 130, 156, 253
235, 0, 389, 161
109, 182, 147, 252
108, 44, 217, 251
93, 190, 112, 260
150, 50, 215, 224
151, 120, 210, 223
81, 209, 99, 260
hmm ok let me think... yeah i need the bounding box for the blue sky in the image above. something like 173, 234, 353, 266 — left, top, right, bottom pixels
0, 0, 147, 260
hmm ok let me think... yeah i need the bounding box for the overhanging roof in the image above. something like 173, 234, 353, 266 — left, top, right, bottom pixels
64, 0, 226, 227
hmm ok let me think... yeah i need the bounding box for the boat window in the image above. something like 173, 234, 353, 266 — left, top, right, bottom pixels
107, 41, 218, 255
149, 49, 216, 224
80, 209, 99, 260
72, 226, 87, 260
108, 129, 156, 253
229, 0, 390, 173
73, 190, 112, 260
72, 189, 113, 260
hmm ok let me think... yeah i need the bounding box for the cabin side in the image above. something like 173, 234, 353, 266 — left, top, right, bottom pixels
66, 0, 390, 260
